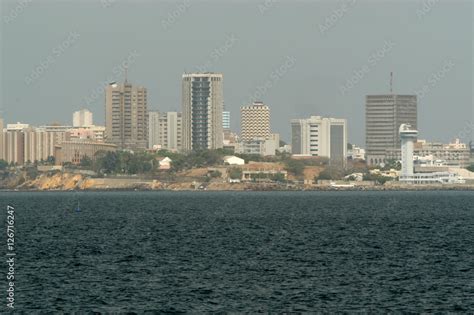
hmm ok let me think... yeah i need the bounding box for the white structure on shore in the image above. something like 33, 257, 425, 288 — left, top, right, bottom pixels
399, 124, 465, 184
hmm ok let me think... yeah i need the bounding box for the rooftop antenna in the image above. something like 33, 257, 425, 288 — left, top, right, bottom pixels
390, 72, 393, 94
125, 65, 128, 84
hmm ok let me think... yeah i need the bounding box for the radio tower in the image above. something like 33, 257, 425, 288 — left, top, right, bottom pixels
390, 72, 393, 94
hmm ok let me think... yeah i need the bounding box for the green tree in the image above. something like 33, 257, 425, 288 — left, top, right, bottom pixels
229, 167, 242, 180
285, 159, 305, 176
80, 156, 93, 168
0, 160, 8, 170
467, 164, 474, 172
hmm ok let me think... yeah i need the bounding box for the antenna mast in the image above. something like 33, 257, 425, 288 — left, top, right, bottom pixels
390, 72, 393, 94
125, 65, 128, 84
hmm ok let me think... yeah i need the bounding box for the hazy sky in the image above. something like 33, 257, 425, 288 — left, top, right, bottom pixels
1, 0, 472, 145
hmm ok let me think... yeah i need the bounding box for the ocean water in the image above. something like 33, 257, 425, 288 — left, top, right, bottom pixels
0, 191, 473, 312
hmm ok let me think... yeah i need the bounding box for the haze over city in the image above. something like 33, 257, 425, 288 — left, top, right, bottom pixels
1, 0, 472, 145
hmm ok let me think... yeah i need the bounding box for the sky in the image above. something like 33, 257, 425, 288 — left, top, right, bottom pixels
1, 0, 473, 145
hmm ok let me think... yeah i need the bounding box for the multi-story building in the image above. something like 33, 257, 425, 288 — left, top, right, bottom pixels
366, 94, 417, 165
182, 73, 223, 151
148, 111, 182, 151
55, 141, 117, 165
240, 102, 270, 141
0, 117, 4, 160
386, 138, 471, 168
73, 109, 93, 127
67, 125, 106, 143
291, 116, 347, 165
105, 81, 148, 150
223, 111, 230, 130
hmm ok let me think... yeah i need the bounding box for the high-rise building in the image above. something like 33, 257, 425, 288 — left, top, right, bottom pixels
240, 102, 270, 141
182, 73, 223, 151
105, 81, 148, 150
148, 111, 182, 151
0, 116, 4, 160
223, 111, 231, 130
73, 109, 93, 127
365, 94, 417, 165
291, 116, 347, 165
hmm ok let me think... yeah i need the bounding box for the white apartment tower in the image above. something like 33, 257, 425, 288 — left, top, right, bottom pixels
182, 73, 223, 151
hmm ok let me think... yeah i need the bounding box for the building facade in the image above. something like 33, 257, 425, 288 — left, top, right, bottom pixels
182, 73, 223, 151
55, 141, 117, 165
240, 102, 270, 141
223, 111, 230, 130
73, 109, 93, 127
291, 116, 347, 165
105, 82, 148, 150
148, 111, 182, 151
366, 94, 417, 165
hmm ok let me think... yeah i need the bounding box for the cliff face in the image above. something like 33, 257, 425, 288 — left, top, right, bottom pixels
20, 173, 84, 190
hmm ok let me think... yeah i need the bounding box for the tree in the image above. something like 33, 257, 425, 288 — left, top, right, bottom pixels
209, 170, 222, 178
271, 172, 286, 182
467, 164, 474, 172
285, 159, 305, 176
0, 160, 8, 170
80, 156, 93, 168
229, 167, 242, 180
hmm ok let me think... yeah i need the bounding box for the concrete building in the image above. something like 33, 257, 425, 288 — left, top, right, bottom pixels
223, 111, 230, 130
240, 102, 270, 141
105, 81, 148, 150
366, 94, 417, 165
223, 155, 245, 165
0, 117, 4, 160
291, 116, 347, 165
148, 111, 182, 151
398, 124, 464, 184
399, 124, 418, 179
73, 109, 93, 127
68, 126, 106, 143
386, 139, 470, 168
348, 145, 366, 161
238, 137, 278, 156
182, 73, 223, 151
54, 141, 117, 165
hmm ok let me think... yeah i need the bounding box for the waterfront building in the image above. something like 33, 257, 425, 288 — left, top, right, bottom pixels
105, 81, 148, 150
182, 73, 223, 151
291, 116, 347, 165
366, 94, 417, 165
0, 117, 4, 160
54, 141, 117, 165
148, 111, 182, 151
73, 109, 93, 127
240, 102, 271, 141
386, 138, 470, 168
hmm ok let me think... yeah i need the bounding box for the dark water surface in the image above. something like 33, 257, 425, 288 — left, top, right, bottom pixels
0, 191, 473, 312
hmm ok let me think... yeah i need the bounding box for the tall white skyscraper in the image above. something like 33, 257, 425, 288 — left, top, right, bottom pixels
399, 123, 418, 179
182, 73, 223, 151
73, 109, 93, 127
291, 116, 347, 165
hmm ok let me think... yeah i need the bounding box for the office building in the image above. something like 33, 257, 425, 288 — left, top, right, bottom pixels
148, 111, 182, 151
223, 111, 230, 130
55, 141, 117, 165
182, 73, 223, 151
366, 94, 417, 165
73, 109, 93, 127
105, 81, 148, 150
291, 116, 347, 165
240, 102, 270, 141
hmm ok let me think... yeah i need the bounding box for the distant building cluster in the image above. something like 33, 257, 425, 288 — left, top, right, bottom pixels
1, 70, 472, 185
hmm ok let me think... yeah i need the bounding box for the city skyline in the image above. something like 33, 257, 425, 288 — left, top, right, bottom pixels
1, 1, 472, 145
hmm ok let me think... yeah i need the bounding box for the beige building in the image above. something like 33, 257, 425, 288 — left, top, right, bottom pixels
366, 94, 417, 165
182, 73, 223, 151
0, 117, 4, 160
240, 101, 270, 141
148, 111, 182, 151
73, 109, 93, 127
105, 81, 148, 150
55, 141, 117, 165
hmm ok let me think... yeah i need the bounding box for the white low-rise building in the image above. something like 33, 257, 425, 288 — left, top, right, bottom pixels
223, 155, 245, 165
